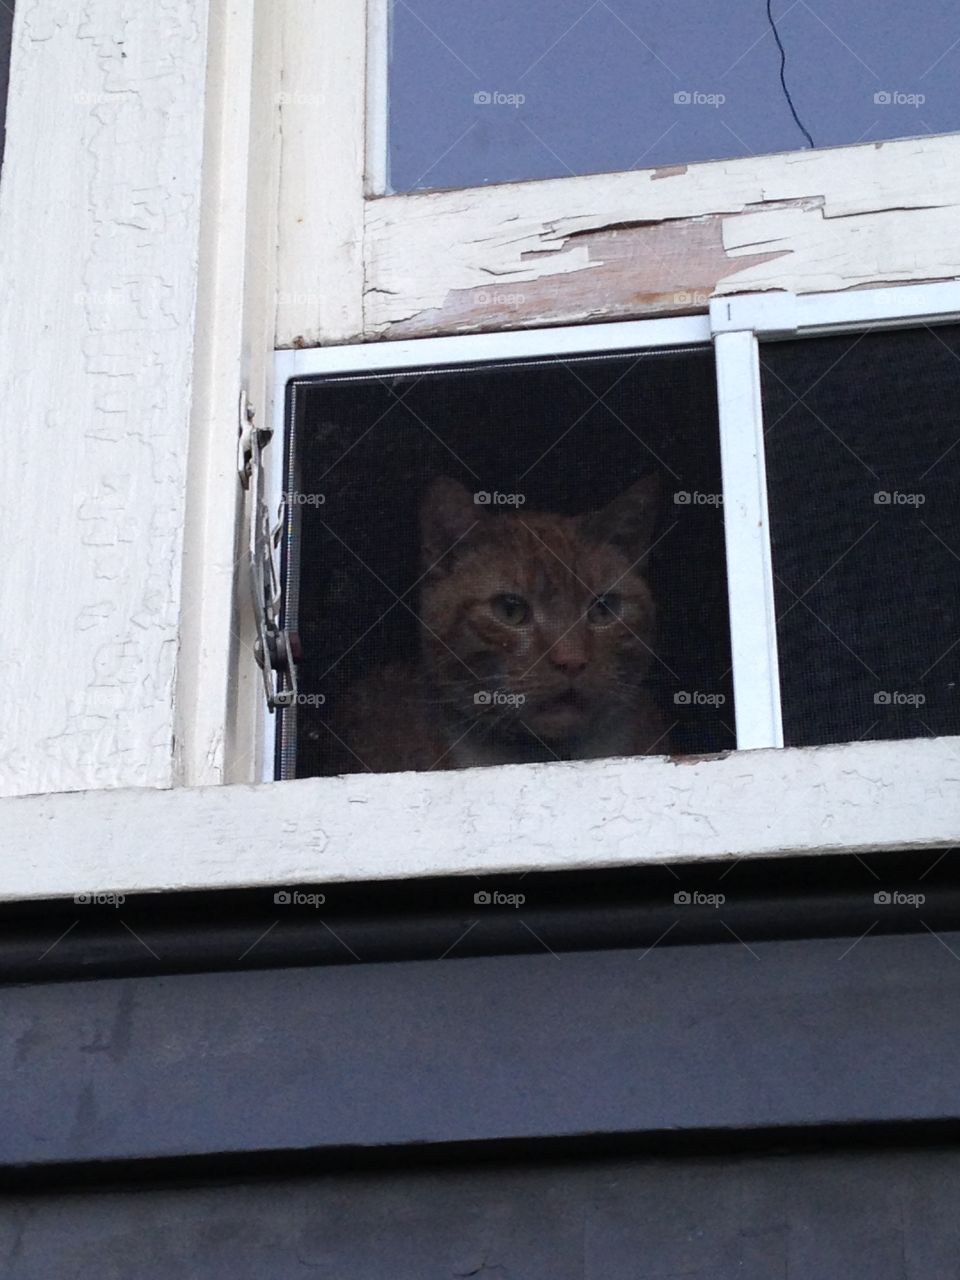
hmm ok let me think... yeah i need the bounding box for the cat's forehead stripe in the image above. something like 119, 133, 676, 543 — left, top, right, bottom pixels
489, 514, 634, 586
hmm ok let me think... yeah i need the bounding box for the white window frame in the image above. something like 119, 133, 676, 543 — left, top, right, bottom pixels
7, 268, 960, 899
277, 2, 960, 351
267, 278, 960, 775
2, 1, 960, 902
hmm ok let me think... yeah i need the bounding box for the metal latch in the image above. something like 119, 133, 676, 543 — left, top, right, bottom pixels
239, 389, 299, 710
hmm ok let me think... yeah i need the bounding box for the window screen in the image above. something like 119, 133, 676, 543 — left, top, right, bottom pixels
761, 324, 960, 749
279, 348, 732, 779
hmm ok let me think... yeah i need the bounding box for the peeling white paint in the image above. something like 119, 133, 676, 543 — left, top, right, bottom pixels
352, 135, 960, 341
0, 1, 210, 795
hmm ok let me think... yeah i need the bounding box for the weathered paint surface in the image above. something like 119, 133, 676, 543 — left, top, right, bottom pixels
1, 734, 958, 900
0, 1, 210, 795
355, 135, 960, 341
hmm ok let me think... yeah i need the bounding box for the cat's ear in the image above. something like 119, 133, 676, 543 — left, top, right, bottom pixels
420, 477, 481, 569
582, 473, 660, 559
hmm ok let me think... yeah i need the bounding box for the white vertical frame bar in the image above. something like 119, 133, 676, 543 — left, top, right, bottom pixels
714, 329, 784, 750
0, 0, 212, 797
176, 0, 283, 790
275, 0, 367, 348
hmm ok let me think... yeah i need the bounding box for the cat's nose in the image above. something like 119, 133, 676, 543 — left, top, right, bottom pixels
548, 638, 589, 677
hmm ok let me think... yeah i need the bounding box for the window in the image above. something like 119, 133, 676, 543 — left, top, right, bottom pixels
266, 282, 960, 785
276, 327, 732, 779
3, 0, 959, 897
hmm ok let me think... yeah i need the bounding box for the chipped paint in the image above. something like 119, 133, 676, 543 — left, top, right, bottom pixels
350, 134, 960, 344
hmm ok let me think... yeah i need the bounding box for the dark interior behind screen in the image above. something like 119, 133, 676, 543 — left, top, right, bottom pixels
762, 325, 960, 748
281, 347, 732, 778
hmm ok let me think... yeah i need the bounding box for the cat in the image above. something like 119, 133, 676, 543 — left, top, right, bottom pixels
332, 475, 668, 772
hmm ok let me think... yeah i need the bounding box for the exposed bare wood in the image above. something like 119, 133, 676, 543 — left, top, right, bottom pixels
360, 136, 960, 341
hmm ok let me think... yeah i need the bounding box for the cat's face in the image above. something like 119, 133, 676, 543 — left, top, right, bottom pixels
418, 477, 659, 748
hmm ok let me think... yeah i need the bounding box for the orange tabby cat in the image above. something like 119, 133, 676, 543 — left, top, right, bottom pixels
335, 476, 667, 772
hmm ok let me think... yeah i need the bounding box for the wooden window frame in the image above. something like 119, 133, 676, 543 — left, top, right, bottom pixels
1, 1, 960, 903
277, 2, 960, 350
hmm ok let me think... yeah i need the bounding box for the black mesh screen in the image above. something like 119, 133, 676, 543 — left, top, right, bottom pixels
762, 324, 960, 749
281, 347, 731, 778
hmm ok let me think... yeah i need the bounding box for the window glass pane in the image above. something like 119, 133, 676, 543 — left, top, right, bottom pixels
761, 325, 960, 749
388, 0, 960, 193
281, 347, 732, 778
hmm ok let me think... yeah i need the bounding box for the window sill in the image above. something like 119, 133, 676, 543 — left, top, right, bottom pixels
1, 735, 957, 902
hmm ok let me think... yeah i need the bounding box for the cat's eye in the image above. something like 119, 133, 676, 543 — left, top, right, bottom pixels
587, 593, 623, 625
491, 593, 531, 626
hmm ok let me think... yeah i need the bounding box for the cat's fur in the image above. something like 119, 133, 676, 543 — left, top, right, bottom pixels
334, 476, 667, 772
